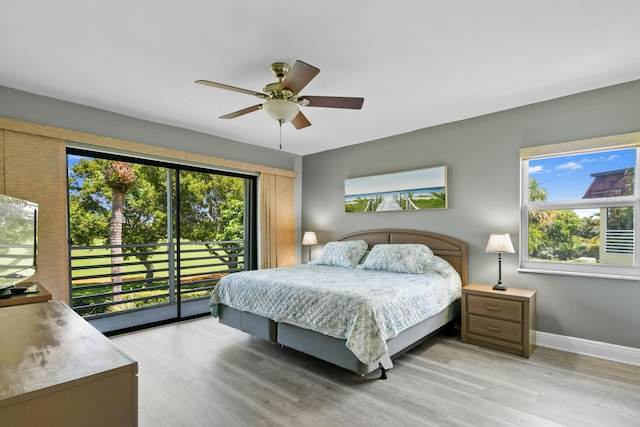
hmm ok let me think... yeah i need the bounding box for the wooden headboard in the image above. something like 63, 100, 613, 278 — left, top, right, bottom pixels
338, 229, 468, 286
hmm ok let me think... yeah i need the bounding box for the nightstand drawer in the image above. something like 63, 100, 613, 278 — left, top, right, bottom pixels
467, 295, 522, 321
467, 314, 522, 343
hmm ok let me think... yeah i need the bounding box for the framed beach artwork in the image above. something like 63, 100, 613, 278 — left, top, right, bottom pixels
344, 166, 447, 213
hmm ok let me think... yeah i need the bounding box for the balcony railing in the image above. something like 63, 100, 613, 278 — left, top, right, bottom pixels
70, 240, 244, 318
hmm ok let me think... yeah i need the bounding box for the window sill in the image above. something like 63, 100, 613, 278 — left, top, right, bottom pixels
518, 267, 640, 282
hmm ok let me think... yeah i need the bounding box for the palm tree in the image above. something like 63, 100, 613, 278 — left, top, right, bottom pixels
528, 178, 556, 227
104, 161, 136, 302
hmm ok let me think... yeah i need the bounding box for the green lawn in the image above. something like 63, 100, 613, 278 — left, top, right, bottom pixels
70, 242, 242, 315
71, 243, 240, 280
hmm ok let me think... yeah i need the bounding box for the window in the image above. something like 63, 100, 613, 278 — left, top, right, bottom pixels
520, 134, 639, 280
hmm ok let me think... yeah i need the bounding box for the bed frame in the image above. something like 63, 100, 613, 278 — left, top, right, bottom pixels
218, 229, 468, 376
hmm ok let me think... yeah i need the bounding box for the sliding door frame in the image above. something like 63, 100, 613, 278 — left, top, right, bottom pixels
66, 147, 257, 328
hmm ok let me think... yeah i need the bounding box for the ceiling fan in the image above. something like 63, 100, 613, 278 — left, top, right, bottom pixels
195, 60, 364, 130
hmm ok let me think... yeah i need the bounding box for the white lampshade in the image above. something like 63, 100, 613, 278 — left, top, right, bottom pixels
485, 233, 515, 253
301, 231, 318, 245
262, 99, 299, 123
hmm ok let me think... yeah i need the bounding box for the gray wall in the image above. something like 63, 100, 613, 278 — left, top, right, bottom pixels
0, 86, 299, 172
302, 79, 640, 349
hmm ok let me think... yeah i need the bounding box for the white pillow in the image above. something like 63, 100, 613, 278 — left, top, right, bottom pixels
361, 244, 434, 273
311, 240, 368, 268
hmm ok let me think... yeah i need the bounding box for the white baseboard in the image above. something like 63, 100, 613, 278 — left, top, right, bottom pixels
536, 331, 640, 366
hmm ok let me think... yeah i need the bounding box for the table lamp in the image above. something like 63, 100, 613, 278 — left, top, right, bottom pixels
301, 231, 318, 263
485, 233, 515, 291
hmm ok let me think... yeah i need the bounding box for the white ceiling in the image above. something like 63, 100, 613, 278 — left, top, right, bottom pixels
2, 1, 640, 156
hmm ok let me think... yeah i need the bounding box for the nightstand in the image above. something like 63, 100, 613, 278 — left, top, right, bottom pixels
461, 283, 536, 357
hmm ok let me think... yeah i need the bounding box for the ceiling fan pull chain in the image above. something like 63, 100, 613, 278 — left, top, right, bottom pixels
278, 119, 283, 150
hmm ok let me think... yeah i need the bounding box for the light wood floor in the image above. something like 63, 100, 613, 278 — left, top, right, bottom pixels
111, 316, 640, 427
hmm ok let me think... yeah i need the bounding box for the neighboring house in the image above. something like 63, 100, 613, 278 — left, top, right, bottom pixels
582, 168, 634, 265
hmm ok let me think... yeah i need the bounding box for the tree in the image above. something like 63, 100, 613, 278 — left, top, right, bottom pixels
118, 165, 168, 279
177, 171, 245, 270
578, 213, 600, 258
528, 178, 556, 227
621, 167, 634, 196
528, 178, 553, 258
68, 158, 112, 246
606, 207, 633, 231
104, 162, 136, 301
528, 213, 547, 258
545, 210, 582, 260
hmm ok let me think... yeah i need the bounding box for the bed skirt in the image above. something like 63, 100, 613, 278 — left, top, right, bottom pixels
219, 300, 460, 375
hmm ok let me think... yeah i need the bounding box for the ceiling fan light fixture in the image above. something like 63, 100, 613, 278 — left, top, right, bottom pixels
196, 60, 364, 130
262, 99, 299, 124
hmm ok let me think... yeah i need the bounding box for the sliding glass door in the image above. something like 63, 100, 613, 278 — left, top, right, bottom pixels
67, 149, 256, 330
173, 168, 256, 317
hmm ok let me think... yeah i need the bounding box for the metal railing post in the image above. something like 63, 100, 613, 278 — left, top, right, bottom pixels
166, 169, 176, 303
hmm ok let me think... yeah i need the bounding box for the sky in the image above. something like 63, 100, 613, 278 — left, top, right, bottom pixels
67, 154, 87, 168
528, 148, 636, 201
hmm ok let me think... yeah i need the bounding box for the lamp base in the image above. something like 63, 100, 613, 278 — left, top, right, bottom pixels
492, 283, 507, 291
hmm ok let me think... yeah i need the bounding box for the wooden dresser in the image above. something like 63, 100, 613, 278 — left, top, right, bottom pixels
461, 283, 536, 357
0, 281, 52, 307
0, 301, 138, 426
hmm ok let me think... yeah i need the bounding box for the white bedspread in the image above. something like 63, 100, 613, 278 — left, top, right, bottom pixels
209, 256, 461, 365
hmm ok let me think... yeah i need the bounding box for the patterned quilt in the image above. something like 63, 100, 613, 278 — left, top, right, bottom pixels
209, 256, 461, 365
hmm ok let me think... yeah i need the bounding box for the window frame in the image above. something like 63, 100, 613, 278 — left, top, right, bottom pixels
519, 132, 640, 281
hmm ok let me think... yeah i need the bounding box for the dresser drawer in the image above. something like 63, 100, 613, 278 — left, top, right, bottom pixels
467, 314, 522, 343
467, 294, 522, 321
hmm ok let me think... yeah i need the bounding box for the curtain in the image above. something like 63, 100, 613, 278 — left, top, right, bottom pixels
260, 173, 295, 269
2, 130, 69, 302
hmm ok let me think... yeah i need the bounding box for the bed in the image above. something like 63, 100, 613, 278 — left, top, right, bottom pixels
209, 229, 467, 377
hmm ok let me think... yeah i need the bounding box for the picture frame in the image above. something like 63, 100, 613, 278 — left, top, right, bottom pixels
344, 166, 447, 213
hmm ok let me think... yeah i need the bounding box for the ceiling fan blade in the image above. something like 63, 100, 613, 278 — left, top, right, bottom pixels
302, 96, 364, 109
280, 60, 320, 94
195, 80, 267, 99
291, 111, 311, 129
219, 104, 262, 119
